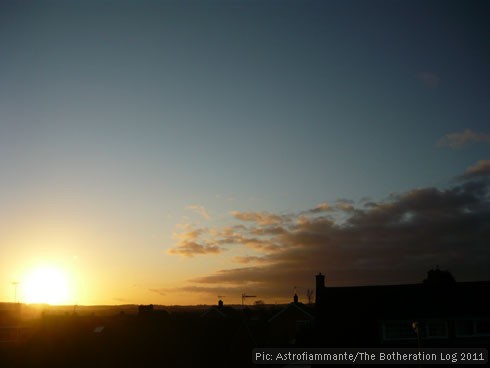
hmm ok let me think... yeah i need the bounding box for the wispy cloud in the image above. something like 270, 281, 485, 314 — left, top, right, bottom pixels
437, 129, 490, 149
150, 285, 268, 298
418, 71, 441, 88
460, 160, 490, 179
233, 255, 273, 264
186, 205, 211, 220
166, 161, 490, 301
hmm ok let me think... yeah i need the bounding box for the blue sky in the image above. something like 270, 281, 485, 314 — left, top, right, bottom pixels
1, 0, 489, 305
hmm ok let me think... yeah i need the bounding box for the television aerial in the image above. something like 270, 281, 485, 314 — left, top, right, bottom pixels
241, 293, 256, 306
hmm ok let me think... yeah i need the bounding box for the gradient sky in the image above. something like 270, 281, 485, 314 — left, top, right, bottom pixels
1, 0, 489, 305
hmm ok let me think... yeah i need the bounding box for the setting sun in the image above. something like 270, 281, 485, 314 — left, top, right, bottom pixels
22, 266, 71, 305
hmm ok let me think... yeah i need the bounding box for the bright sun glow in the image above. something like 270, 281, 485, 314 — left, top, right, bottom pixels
22, 266, 71, 305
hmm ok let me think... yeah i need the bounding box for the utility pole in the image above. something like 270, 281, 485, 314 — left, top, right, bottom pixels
12, 281, 19, 303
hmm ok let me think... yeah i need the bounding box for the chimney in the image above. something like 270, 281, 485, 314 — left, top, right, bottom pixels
315, 273, 325, 306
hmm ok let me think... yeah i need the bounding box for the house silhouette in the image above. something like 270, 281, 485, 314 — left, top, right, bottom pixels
314, 271, 490, 347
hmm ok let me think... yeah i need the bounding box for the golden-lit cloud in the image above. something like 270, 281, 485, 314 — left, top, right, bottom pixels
172, 226, 205, 242
307, 202, 331, 213
230, 211, 284, 225
167, 241, 223, 257
437, 129, 490, 149
168, 223, 284, 256
168, 225, 223, 256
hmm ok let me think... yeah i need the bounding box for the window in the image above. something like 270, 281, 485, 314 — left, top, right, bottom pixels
456, 320, 474, 336
456, 319, 490, 337
383, 321, 416, 340
424, 320, 448, 338
382, 320, 448, 341
476, 320, 490, 335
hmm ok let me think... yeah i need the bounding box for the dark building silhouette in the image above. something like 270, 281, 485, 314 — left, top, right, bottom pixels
268, 293, 314, 346
200, 306, 228, 320
314, 271, 490, 347
315, 272, 325, 305
0, 303, 21, 325
0, 303, 26, 346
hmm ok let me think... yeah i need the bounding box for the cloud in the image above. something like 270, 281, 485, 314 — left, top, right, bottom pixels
308, 202, 331, 213
418, 71, 441, 88
437, 129, 490, 149
461, 160, 490, 179
192, 267, 283, 286
186, 205, 211, 220
148, 289, 166, 296
166, 160, 490, 302
172, 227, 204, 242
167, 241, 224, 257
230, 211, 284, 225
250, 226, 287, 236
150, 285, 242, 297
335, 200, 354, 212
233, 255, 274, 264
168, 223, 283, 257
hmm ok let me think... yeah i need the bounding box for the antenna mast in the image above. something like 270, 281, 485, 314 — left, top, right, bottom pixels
241, 293, 257, 306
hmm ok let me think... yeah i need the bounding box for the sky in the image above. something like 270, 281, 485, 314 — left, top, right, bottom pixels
1, 0, 489, 306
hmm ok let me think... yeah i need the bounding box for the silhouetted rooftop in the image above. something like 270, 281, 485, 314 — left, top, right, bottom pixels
317, 281, 490, 319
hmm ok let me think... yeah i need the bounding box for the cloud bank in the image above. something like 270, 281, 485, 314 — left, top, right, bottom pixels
166, 161, 490, 302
